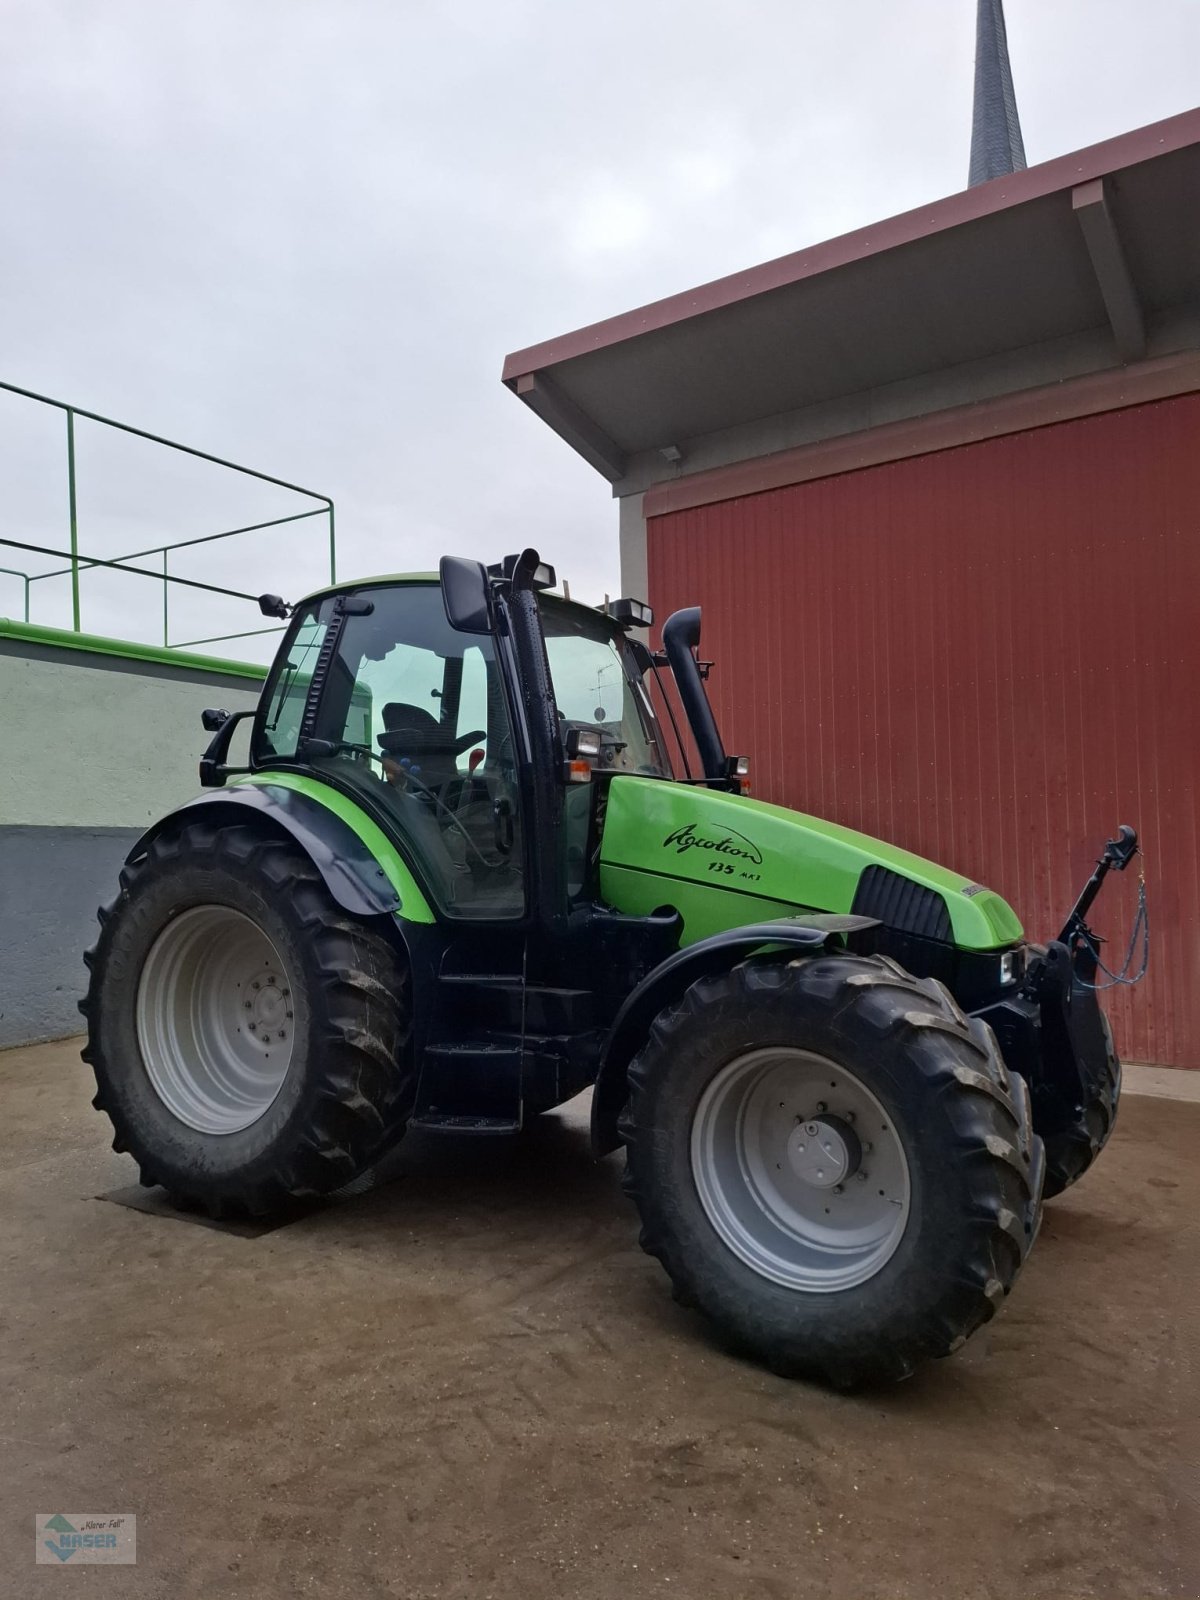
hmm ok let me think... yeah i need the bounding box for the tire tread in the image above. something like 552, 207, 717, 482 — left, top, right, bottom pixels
619, 952, 1043, 1387
81, 822, 412, 1217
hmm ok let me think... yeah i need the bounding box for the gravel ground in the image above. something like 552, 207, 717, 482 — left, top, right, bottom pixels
1, 1037, 1196, 1599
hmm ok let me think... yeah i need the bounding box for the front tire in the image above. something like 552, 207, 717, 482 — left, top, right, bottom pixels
1040, 1010, 1121, 1198
620, 952, 1044, 1388
82, 821, 413, 1216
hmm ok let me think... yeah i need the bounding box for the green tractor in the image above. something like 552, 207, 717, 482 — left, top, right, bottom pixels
82, 549, 1137, 1386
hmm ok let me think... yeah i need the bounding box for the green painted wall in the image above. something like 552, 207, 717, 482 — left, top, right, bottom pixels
0, 629, 264, 828
0, 627, 266, 1046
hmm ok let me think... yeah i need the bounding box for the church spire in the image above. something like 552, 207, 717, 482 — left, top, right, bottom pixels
969, 0, 1027, 187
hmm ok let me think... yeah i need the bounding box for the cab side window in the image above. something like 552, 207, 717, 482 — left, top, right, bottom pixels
256, 607, 328, 760
311, 588, 525, 921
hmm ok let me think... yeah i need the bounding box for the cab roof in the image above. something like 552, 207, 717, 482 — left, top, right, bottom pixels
295, 570, 617, 628
297, 572, 438, 605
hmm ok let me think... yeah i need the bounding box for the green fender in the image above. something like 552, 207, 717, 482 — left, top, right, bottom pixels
128, 773, 434, 924
589, 914, 879, 1157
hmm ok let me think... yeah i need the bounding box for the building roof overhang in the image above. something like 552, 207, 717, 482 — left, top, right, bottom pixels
502, 108, 1200, 502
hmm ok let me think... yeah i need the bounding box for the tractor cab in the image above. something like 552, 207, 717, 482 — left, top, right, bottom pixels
245, 553, 677, 925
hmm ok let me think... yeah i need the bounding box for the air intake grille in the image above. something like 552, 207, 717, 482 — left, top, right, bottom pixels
851, 866, 953, 943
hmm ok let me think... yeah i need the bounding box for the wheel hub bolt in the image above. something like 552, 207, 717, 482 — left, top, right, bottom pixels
856, 1171, 868, 1182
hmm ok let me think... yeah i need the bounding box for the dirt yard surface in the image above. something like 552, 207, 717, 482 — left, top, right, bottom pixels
1, 1038, 1196, 1599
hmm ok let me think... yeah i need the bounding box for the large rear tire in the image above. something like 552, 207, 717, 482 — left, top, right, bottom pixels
82, 821, 413, 1216
619, 952, 1044, 1388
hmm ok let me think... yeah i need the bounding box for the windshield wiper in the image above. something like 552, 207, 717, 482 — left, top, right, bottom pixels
266, 660, 298, 731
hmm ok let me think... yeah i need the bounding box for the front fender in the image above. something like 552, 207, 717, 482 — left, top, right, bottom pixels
590, 914, 879, 1157
128, 783, 426, 921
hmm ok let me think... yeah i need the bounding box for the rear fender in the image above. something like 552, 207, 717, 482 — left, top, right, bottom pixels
128, 785, 403, 919
590, 914, 879, 1157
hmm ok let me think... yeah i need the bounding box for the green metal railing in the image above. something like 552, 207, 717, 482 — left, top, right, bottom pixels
0, 566, 31, 622
0, 379, 335, 654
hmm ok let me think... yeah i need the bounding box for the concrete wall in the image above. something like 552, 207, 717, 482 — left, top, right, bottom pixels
0, 627, 264, 1047
617, 493, 648, 613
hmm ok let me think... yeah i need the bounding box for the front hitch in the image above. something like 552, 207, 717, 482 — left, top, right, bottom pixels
1025, 821, 1140, 1031
1056, 824, 1138, 947
1023, 825, 1140, 1126
974, 824, 1141, 1141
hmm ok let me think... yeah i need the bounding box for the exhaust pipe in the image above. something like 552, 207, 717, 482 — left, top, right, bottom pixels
661, 607, 727, 783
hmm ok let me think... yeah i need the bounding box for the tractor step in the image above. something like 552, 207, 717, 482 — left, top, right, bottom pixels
409, 1112, 521, 1135
416, 1040, 523, 1124
435, 974, 595, 1032
417, 1029, 599, 1123
422, 1040, 523, 1060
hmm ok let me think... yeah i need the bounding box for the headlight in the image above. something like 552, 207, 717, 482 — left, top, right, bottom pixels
998, 950, 1022, 985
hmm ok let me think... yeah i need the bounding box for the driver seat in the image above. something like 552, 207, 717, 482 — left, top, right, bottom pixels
378, 702, 463, 789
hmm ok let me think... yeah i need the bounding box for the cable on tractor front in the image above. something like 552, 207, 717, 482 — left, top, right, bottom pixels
1059, 826, 1149, 992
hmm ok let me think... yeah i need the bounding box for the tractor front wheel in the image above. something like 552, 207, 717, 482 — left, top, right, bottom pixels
620, 952, 1045, 1387
82, 821, 413, 1216
1040, 1010, 1121, 1198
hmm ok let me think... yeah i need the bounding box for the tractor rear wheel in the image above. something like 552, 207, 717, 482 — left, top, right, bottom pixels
82, 821, 413, 1216
620, 952, 1045, 1388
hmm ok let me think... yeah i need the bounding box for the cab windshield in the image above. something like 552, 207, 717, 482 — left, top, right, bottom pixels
539, 598, 671, 778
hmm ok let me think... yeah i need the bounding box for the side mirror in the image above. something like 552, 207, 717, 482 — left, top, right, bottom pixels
440, 555, 492, 634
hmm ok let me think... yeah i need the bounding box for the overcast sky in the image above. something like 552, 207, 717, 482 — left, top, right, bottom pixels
1, 0, 1196, 656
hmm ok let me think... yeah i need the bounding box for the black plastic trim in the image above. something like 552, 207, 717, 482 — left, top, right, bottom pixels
852, 864, 953, 942
127, 785, 402, 918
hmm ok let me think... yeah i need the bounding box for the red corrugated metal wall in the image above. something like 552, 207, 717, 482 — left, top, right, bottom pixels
647, 393, 1200, 1068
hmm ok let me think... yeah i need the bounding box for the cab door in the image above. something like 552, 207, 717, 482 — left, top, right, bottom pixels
255, 582, 528, 922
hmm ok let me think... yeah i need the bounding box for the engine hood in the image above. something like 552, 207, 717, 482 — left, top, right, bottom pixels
597, 776, 1022, 952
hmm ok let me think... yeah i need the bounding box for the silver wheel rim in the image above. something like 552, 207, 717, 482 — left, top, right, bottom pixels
690, 1047, 911, 1293
136, 906, 296, 1135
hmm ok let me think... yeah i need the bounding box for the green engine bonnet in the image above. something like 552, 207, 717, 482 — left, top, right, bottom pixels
598, 776, 1023, 951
